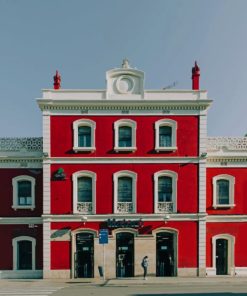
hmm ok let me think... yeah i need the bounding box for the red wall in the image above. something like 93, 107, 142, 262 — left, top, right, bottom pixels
206, 223, 247, 267
50, 221, 198, 269
207, 168, 247, 214
0, 169, 43, 217
50, 115, 199, 157
0, 225, 43, 269
50, 163, 198, 214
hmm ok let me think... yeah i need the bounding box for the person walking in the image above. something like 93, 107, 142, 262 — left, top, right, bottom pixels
141, 256, 148, 280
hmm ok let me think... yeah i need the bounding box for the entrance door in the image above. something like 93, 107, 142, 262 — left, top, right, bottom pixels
116, 232, 134, 277
156, 232, 176, 276
216, 238, 228, 275
75, 233, 94, 278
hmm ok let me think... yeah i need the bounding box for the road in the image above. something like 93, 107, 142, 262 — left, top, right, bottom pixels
1, 278, 247, 296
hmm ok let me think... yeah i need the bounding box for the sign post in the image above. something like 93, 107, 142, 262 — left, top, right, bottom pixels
99, 229, 109, 280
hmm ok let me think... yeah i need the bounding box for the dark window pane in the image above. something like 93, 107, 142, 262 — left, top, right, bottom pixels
78, 126, 91, 147
18, 240, 32, 270
217, 180, 229, 204
119, 126, 132, 147
18, 181, 32, 205
159, 126, 172, 147
158, 176, 172, 202
78, 177, 92, 202
118, 177, 132, 202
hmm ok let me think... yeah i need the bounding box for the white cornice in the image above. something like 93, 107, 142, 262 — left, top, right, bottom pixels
0, 217, 42, 224
207, 215, 247, 222
43, 156, 200, 164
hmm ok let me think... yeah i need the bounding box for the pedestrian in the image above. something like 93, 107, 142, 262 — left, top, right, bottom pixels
141, 256, 148, 280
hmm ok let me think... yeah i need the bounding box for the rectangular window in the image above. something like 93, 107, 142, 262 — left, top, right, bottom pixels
78, 126, 91, 147
217, 180, 229, 204
119, 126, 132, 147
17, 241, 32, 270
78, 177, 92, 202
118, 177, 132, 202
18, 181, 32, 206
158, 176, 172, 202
159, 126, 172, 147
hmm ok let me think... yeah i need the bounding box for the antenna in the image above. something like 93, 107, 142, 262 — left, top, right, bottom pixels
162, 81, 178, 90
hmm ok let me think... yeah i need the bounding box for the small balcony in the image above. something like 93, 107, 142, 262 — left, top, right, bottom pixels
117, 202, 133, 213
77, 202, 93, 214
157, 201, 173, 213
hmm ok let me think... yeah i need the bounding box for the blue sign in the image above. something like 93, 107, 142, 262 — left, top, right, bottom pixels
99, 229, 109, 244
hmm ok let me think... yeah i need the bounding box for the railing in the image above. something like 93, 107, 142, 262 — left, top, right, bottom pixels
77, 202, 93, 213
207, 137, 247, 151
0, 137, 43, 151
117, 202, 133, 213
157, 202, 173, 213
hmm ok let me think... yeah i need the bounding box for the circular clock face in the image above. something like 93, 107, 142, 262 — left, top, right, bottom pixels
116, 76, 134, 94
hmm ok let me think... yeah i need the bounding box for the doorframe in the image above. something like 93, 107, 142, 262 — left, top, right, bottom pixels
212, 234, 235, 276
153, 227, 178, 276
71, 228, 97, 278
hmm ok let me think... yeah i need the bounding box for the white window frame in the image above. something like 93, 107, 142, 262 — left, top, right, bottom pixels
72, 170, 96, 214
212, 174, 235, 208
113, 170, 137, 213
73, 119, 96, 152
154, 170, 178, 213
212, 234, 235, 276
114, 119, 137, 152
155, 119, 177, 152
12, 175, 36, 210
12, 236, 36, 270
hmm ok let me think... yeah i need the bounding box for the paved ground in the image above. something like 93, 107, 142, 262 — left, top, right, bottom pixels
1, 277, 247, 296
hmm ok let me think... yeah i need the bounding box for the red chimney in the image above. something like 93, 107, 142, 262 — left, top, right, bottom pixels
192, 61, 200, 90
53, 70, 61, 90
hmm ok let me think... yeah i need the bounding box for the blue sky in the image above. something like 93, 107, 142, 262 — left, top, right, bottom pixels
0, 0, 246, 137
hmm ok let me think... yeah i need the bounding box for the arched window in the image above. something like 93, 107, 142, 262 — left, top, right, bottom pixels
12, 176, 36, 210
73, 171, 96, 214
114, 171, 137, 213
114, 119, 137, 152
73, 119, 96, 152
12, 236, 36, 270
154, 171, 177, 213
155, 119, 177, 151
212, 175, 235, 208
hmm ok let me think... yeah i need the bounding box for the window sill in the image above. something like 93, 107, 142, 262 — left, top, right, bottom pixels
12, 205, 35, 211
114, 147, 137, 152
155, 146, 177, 152
213, 204, 235, 209
73, 147, 96, 153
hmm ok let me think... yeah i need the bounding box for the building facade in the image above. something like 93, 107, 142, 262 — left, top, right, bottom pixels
0, 61, 246, 279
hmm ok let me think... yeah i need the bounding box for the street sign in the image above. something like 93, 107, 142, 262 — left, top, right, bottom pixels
99, 229, 109, 244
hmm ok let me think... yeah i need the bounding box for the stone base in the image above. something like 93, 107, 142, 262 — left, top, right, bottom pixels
43, 269, 70, 279
177, 268, 197, 277
0, 270, 43, 279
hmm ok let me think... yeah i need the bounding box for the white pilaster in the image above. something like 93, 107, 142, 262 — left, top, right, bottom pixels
198, 219, 206, 276
43, 163, 50, 214
43, 221, 51, 278
43, 115, 50, 156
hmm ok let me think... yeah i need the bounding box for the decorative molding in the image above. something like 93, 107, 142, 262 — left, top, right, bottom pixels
207, 137, 247, 151
0, 137, 42, 152
0, 217, 42, 224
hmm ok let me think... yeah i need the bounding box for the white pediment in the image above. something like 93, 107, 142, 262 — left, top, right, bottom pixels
106, 59, 144, 99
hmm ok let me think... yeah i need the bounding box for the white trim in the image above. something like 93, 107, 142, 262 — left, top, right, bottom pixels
43, 163, 51, 214
73, 119, 96, 152
12, 175, 36, 210
212, 234, 235, 276
12, 236, 36, 271
153, 170, 177, 213
154, 119, 177, 152
72, 170, 96, 214
0, 217, 42, 224
212, 174, 235, 209
113, 170, 137, 213
198, 219, 206, 276
42, 156, 200, 164
114, 119, 137, 152
199, 162, 206, 213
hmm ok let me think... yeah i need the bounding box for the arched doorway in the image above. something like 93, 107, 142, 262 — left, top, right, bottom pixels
75, 233, 94, 278
116, 232, 134, 277
156, 232, 177, 276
